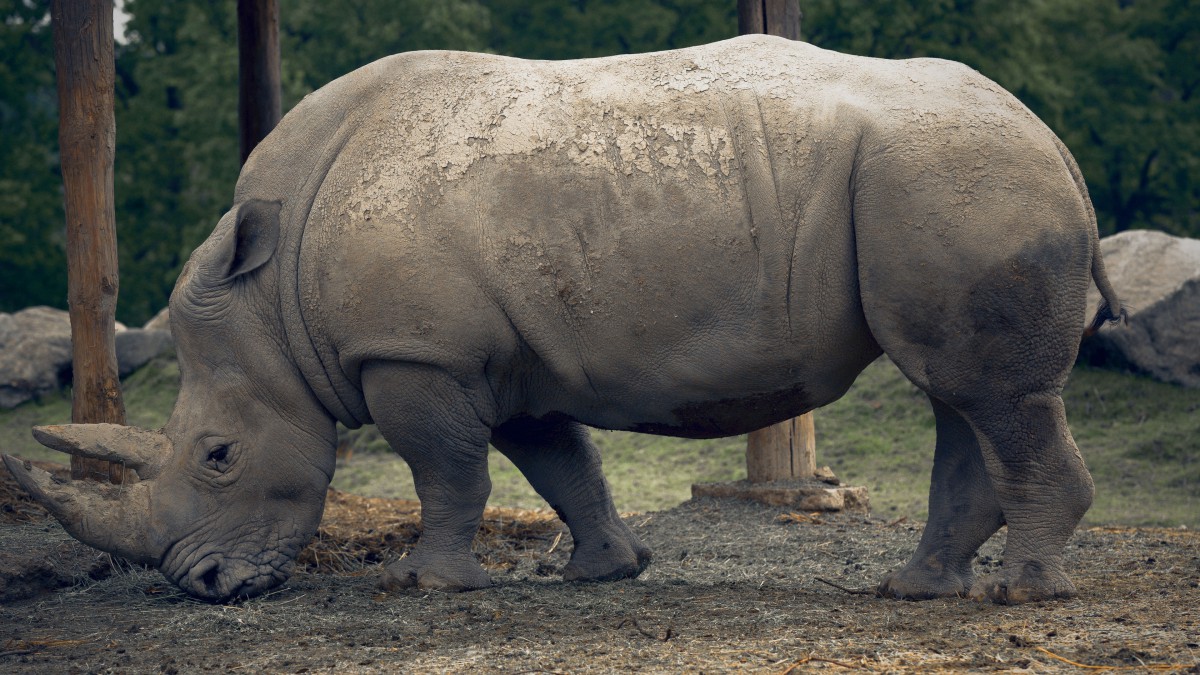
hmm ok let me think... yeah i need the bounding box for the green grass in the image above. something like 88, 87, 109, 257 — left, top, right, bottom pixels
1061, 366, 1200, 526
3, 353, 1196, 527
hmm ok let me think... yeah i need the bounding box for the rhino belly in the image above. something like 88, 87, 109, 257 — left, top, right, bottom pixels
621, 382, 813, 439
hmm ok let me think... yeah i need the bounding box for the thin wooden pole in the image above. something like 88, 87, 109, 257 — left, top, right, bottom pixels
739, 0, 815, 483
52, 0, 128, 483
737, 0, 766, 35
238, 0, 281, 165
739, 0, 802, 41
746, 412, 816, 482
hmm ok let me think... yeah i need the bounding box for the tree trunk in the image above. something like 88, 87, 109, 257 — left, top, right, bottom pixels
238, 0, 281, 165
738, 0, 815, 483
738, 0, 802, 40
52, 0, 128, 483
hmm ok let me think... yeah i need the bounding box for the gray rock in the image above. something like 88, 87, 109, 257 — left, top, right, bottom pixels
1081, 230, 1200, 387
0, 312, 19, 345
0, 306, 74, 409
0, 306, 176, 408
143, 307, 170, 333
115, 328, 174, 376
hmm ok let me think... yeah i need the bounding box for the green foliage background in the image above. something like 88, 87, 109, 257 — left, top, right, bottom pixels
1, 0, 1197, 324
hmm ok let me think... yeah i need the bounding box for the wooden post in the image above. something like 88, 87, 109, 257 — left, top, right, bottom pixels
747, 413, 816, 482
237, 0, 281, 165
52, 0, 128, 483
739, 0, 817, 484
738, 0, 802, 40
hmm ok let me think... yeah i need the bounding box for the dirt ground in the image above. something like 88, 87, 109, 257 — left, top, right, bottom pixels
1, 467, 1198, 673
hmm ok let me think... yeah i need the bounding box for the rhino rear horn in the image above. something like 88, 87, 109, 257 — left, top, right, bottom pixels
31, 423, 170, 479
2, 455, 161, 565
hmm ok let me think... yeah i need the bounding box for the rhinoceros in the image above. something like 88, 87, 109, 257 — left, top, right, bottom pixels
5, 35, 1122, 604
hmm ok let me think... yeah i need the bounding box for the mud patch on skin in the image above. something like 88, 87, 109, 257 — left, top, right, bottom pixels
629, 383, 811, 438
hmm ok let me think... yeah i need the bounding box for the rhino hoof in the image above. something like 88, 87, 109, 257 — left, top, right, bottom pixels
876, 564, 971, 600
967, 565, 1077, 604
379, 554, 492, 592
562, 539, 652, 583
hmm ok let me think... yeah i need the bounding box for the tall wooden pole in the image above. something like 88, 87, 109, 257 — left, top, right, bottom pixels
738, 0, 817, 484
738, 0, 802, 40
238, 0, 281, 165
52, 0, 128, 483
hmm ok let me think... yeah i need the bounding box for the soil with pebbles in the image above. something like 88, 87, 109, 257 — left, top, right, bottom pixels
1, 477, 1198, 673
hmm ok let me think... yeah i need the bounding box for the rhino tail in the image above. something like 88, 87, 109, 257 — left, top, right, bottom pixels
1052, 135, 1127, 338
1083, 297, 1127, 338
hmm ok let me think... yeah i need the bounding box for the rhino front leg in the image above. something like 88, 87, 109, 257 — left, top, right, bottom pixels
362, 361, 494, 592
878, 397, 1004, 599
491, 415, 651, 582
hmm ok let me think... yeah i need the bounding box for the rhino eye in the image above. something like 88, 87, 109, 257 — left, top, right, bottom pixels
205, 444, 232, 471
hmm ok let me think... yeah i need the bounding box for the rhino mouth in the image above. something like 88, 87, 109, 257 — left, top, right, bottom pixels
166, 546, 299, 602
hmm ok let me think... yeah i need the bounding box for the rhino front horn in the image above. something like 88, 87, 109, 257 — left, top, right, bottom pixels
32, 423, 170, 479
1, 455, 161, 566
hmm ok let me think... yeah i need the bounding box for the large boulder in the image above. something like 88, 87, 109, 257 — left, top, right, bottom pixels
143, 307, 170, 332
115, 328, 174, 377
0, 306, 174, 408
0, 307, 74, 408
1081, 230, 1200, 387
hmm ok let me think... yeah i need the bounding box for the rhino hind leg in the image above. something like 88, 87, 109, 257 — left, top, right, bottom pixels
955, 393, 1092, 604
871, 300, 1093, 603
879, 368, 1092, 603
854, 176, 1096, 603
491, 415, 651, 583
878, 397, 1003, 600
361, 361, 495, 592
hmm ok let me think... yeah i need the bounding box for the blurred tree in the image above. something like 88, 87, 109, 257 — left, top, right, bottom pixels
1, 0, 1195, 323
801, 0, 1199, 236
1033, 0, 1198, 236
0, 0, 66, 312
280, 0, 490, 107
1, 0, 493, 325
114, 0, 241, 325
483, 0, 735, 58
0, 0, 495, 324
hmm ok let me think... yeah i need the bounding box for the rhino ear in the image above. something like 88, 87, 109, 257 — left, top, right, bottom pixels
212, 199, 281, 281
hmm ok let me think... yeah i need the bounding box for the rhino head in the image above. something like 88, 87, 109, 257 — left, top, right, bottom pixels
3, 199, 338, 601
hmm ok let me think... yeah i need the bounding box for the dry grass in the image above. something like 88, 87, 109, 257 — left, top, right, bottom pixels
298, 488, 566, 575
2, 464, 1198, 673
0, 460, 568, 577
0, 460, 66, 525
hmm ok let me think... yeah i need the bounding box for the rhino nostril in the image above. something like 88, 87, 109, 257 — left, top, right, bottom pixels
190, 557, 222, 594
201, 565, 220, 590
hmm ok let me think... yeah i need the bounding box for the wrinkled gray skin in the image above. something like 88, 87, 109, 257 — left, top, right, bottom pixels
6, 35, 1123, 604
